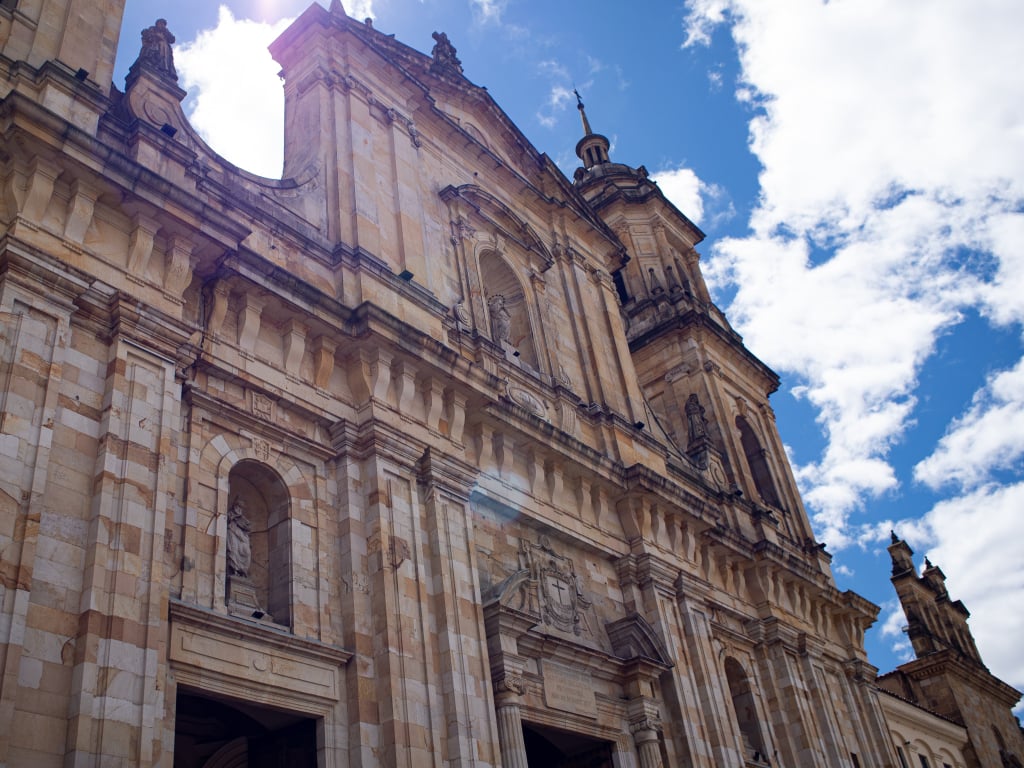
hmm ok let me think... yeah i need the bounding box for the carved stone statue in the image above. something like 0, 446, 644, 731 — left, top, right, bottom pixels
686, 393, 708, 443
488, 294, 512, 344
138, 19, 177, 79
430, 31, 463, 74
226, 497, 252, 577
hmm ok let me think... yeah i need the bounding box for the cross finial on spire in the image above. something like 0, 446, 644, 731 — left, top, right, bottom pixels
574, 87, 593, 136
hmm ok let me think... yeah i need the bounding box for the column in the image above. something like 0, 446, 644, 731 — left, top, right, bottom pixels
631, 715, 665, 768
494, 677, 529, 768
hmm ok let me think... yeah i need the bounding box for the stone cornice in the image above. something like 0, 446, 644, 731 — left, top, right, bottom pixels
891, 651, 1022, 707
627, 307, 781, 395
169, 599, 353, 666
186, 386, 336, 462
0, 91, 252, 249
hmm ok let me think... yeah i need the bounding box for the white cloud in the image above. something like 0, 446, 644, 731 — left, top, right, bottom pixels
470, 0, 507, 25
683, 0, 1024, 692
877, 600, 913, 663
833, 562, 853, 578
915, 358, 1024, 490
175, 6, 293, 177
537, 59, 570, 81
652, 166, 705, 225
536, 83, 573, 129
347, 0, 376, 22
682, 0, 1024, 541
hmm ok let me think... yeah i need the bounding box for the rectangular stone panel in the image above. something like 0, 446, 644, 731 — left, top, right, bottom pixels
541, 659, 597, 718
169, 621, 339, 701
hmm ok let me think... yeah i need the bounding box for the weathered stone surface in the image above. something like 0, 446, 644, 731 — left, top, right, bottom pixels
0, 4, 1018, 768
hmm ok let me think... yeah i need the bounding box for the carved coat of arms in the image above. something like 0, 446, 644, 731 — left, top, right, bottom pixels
521, 536, 591, 636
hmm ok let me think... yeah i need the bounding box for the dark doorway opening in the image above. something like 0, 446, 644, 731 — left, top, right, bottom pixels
522, 722, 614, 768
173, 690, 318, 768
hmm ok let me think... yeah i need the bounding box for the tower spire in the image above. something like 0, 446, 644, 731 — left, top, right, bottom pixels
574, 88, 593, 136
573, 88, 610, 170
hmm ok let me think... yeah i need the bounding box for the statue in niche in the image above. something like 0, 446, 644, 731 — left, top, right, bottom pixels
686, 393, 709, 443
226, 497, 252, 578
488, 294, 512, 345
686, 393, 713, 470
430, 31, 463, 74
137, 19, 177, 79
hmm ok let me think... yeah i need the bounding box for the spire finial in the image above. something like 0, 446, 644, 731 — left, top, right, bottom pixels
574, 87, 593, 136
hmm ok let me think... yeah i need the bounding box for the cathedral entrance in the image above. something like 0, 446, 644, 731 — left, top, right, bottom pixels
173, 690, 318, 768
522, 722, 615, 768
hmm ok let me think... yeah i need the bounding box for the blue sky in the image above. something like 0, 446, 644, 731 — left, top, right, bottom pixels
113, 0, 1024, 695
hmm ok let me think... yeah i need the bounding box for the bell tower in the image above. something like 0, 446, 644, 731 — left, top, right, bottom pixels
880, 534, 1024, 767
572, 95, 819, 558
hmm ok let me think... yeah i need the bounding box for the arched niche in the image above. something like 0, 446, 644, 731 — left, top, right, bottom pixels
736, 415, 782, 509
479, 250, 539, 369
724, 657, 767, 763
226, 460, 292, 627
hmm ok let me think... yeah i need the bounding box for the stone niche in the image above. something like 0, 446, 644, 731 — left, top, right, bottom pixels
226, 459, 292, 627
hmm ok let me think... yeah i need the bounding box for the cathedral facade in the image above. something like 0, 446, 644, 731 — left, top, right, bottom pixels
0, 1, 1019, 766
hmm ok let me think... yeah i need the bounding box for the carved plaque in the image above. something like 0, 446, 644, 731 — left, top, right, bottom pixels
251, 437, 270, 461
541, 660, 597, 718
251, 391, 275, 420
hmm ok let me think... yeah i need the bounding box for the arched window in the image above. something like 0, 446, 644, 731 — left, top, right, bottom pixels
724, 658, 767, 763
479, 250, 539, 369
736, 416, 781, 508
226, 460, 292, 627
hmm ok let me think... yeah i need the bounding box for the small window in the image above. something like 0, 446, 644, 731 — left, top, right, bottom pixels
918, 755, 931, 768
851, 753, 861, 768
896, 747, 910, 768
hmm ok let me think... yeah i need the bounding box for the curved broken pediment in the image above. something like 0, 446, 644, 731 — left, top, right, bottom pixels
442, 184, 553, 269
605, 613, 672, 667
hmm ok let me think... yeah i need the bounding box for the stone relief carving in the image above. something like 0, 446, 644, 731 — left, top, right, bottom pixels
504, 378, 548, 420
521, 535, 591, 636
555, 398, 578, 436
452, 300, 471, 328
251, 437, 271, 462
450, 216, 476, 244
251, 391, 275, 421
556, 364, 572, 389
